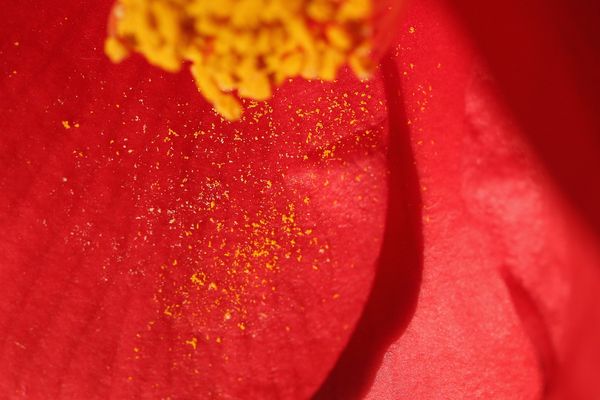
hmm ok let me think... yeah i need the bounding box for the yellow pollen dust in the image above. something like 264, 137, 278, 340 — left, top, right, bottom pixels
105, 0, 373, 120
185, 337, 198, 350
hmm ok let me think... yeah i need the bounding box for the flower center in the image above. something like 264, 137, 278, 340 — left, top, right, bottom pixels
105, 0, 373, 120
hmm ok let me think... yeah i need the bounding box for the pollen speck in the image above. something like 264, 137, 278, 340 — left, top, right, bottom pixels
185, 337, 198, 350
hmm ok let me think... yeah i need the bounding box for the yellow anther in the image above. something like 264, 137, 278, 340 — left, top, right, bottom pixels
307, 0, 335, 22
338, 0, 371, 21
349, 43, 373, 80
191, 63, 243, 120
105, 0, 374, 120
231, 0, 264, 28
105, 36, 129, 63
213, 70, 236, 93
279, 52, 304, 81
238, 71, 272, 101
320, 48, 345, 81
326, 25, 353, 50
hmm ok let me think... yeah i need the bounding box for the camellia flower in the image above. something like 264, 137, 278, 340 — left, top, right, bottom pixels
1, 1, 598, 400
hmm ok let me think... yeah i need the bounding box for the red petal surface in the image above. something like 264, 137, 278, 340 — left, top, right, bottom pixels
319, 0, 600, 398
0, 1, 391, 398
449, 0, 600, 233
446, 1, 600, 397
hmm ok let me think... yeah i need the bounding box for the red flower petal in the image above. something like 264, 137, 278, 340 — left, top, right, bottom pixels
0, 1, 390, 398
445, 2, 600, 395
449, 0, 600, 233
319, 0, 599, 398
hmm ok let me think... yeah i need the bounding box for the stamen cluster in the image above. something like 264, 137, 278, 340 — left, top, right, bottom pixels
105, 0, 373, 120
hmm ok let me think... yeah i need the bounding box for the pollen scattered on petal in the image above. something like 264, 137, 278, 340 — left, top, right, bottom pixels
185, 337, 198, 350
105, 0, 374, 120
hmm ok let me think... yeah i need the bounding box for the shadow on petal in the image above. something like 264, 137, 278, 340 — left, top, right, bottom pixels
313, 55, 424, 400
